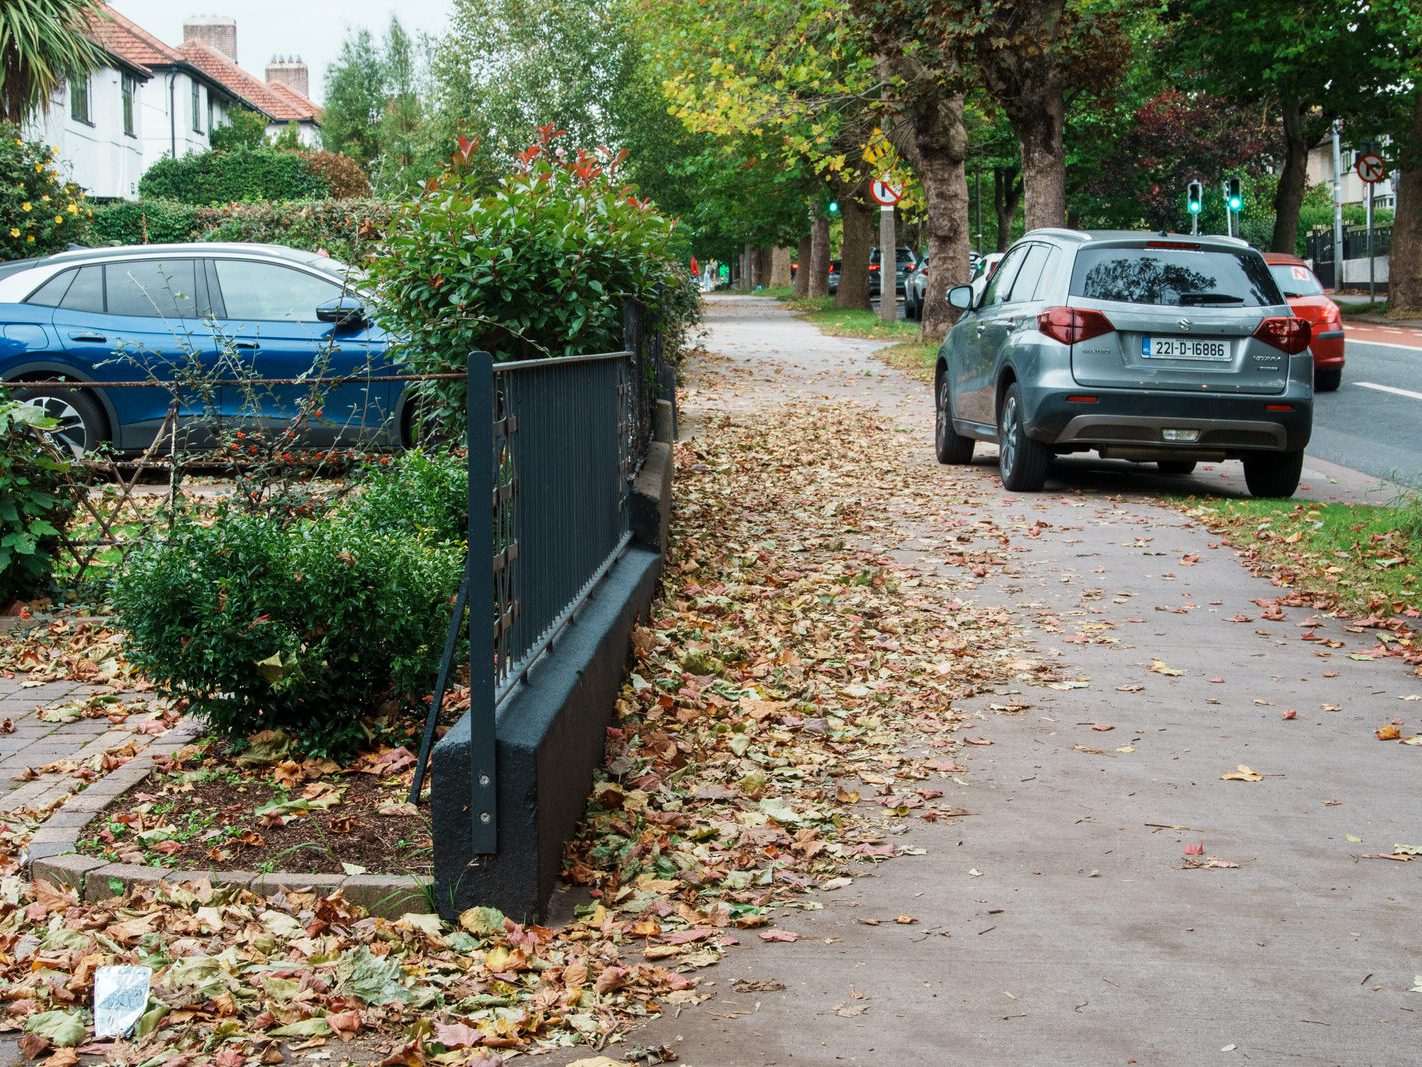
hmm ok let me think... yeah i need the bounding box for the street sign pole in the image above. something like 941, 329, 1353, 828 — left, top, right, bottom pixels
1367, 178, 1375, 303
880, 203, 896, 324
1331, 121, 1344, 291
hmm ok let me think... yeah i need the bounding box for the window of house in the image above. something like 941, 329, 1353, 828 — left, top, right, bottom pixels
191, 82, 202, 133
69, 76, 92, 124
121, 75, 136, 137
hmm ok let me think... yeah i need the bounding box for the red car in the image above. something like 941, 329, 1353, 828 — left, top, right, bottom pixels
1262, 253, 1345, 392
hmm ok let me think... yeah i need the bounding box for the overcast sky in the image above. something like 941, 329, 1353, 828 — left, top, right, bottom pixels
109, 0, 453, 103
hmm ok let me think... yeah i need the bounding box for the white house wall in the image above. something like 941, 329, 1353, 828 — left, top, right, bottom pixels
139, 71, 217, 176
24, 65, 145, 201
265, 120, 320, 148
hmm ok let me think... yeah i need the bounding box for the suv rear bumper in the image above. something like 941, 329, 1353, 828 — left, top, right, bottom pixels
1028, 390, 1312, 454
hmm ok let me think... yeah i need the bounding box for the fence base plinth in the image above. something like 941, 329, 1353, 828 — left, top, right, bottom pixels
431, 546, 662, 923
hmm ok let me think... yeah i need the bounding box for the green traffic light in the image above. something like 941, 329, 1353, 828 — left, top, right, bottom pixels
827, 201, 840, 215
1187, 181, 1202, 214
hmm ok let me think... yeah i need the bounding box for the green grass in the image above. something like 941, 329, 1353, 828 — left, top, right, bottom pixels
779, 295, 923, 342
1189, 494, 1422, 617
875, 339, 940, 382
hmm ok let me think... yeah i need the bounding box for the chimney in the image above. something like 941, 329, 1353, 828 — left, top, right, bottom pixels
183, 15, 237, 61
266, 55, 309, 99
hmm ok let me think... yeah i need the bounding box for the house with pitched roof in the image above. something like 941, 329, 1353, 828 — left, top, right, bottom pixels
22, 6, 321, 201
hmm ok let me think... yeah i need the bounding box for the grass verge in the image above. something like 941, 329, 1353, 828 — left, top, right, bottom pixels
780, 295, 924, 342
876, 339, 939, 382
1187, 493, 1422, 620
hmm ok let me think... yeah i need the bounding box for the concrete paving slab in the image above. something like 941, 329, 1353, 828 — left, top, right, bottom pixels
560, 295, 1421, 1066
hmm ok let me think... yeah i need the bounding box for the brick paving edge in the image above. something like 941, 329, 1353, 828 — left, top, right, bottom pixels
25, 721, 436, 921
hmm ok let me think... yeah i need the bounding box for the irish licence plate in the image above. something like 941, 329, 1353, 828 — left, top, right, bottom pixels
1141, 336, 1230, 361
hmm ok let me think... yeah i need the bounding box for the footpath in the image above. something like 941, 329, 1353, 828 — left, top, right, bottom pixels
598, 295, 1419, 1065
1, 296, 1416, 1065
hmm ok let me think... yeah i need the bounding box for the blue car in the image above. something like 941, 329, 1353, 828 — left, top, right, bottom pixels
0, 243, 411, 456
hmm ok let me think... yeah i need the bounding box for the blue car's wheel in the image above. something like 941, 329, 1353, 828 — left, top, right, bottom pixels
14, 386, 107, 457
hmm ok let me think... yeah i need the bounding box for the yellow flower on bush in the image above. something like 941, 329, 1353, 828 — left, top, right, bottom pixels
20, 202, 30, 212
34, 163, 42, 172
67, 202, 78, 214
8, 228, 18, 238
40, 194, 49, 203
26, 235, 34, 243
54, 215, 63, 224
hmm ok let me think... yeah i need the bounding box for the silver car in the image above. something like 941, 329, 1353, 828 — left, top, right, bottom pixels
934, 230, 1313, 497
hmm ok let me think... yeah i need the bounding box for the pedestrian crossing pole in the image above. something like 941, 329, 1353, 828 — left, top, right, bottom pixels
879, 202, 896, 324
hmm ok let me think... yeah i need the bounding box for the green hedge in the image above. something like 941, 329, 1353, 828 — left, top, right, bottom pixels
86, 198, 396, 262
89, 199, 203, 245
138, 147, 331, 205
197, 199, 396, 263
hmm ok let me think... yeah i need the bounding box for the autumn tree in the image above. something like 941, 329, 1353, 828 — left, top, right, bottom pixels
649, 0, 881, 309
1161, 0, 1384, 254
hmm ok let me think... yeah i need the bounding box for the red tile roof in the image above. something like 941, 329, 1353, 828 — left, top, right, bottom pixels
84, 5, 183, 75
265, 79, 322, 122
177, 40, 319, 122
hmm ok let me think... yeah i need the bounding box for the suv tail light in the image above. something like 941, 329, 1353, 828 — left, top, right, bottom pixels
1252, 316, 1311, 354
1037, 307, 1115, 345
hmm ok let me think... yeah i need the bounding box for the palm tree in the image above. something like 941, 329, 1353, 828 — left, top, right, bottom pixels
0, 0, 105, 125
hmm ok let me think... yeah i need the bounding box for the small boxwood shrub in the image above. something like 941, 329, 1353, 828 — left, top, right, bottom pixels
138, 147, 331, 205
0, 390, 78, 604
351, 450, 467, 546
89, 198, 203, 245
113, 485, 464, 757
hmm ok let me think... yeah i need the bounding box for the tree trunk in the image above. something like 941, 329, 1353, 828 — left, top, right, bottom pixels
912, 108, 971, 339
808, 215, 830, 298
1012, 89, 1067, 231
976, 0, 1069, 232
794, 232, 812, 298
1389, 93, 1422, 314
994, 166, 1022, 251
771, 246, 793, 288
756, 247, 775, 289
837, 176, 873, 310
1270, 100, 1311, 254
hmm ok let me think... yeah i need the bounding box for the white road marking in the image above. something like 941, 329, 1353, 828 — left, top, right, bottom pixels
1340, 334, 1422, 352
1356, 381, 1422, 401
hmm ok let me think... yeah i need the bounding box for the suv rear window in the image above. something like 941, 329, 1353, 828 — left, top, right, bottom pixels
1070, 246, 1281, 308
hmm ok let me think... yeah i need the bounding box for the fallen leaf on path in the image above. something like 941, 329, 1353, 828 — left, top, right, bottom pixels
1089, 723, 1114, 732
1281, 710, 1297, 720
759, 929, 799, 943
1182, 856, 1239, 869
835, 1003, 869, 1017
1149, 659, 1184, 677
1183, 841, 1205, 856
1376, 724, 1402, 741
1220, 765, 1262, 782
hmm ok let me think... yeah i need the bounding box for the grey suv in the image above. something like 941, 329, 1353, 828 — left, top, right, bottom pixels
934, 230, 1313, 497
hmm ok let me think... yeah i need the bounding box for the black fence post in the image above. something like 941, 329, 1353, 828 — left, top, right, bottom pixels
467, 349, 498, 854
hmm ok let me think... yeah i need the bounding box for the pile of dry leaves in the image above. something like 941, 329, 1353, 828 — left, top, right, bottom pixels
1, 402, 1043, 1063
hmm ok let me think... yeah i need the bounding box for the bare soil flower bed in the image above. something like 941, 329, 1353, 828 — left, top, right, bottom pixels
73, 732, 435, 877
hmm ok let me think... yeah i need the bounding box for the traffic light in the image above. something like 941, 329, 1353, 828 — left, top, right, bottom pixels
1224, 177, 1242, 212
827, 201, 840, 215
1187, 181, 1202, 214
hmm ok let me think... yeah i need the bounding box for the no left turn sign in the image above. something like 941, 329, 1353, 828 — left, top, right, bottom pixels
1356, 152, 1386, 184
870, 179, 902, 206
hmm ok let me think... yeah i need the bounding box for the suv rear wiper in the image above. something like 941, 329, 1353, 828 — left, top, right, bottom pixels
1178, 292, 1245, 305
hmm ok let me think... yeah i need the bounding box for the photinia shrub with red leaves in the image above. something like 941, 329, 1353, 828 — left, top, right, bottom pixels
367, 126, 699, 429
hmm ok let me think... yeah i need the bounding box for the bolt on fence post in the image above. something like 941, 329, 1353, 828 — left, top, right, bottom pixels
468, 349, 498, 854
